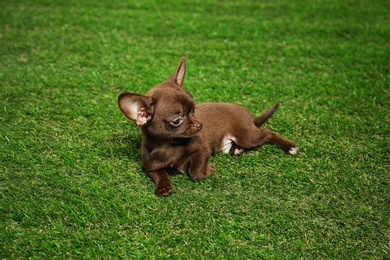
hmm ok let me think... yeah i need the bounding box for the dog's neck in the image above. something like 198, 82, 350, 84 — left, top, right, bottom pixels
171, 137, 192, 146
142, 128, 195, 146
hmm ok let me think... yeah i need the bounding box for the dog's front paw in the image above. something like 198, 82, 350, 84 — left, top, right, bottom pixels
190, 164, 215, 181
155, 180, 173, 197
288, 146, 299, 155
208, 164, 216, 176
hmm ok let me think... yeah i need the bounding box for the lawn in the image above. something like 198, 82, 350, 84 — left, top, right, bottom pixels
1, 0, 389, 258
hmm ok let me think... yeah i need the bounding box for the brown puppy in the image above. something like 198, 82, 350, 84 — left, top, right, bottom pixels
118, 57, 298, 197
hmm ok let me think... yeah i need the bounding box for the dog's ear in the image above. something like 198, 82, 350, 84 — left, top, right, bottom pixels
168, 57, 186, 87
118, 93, 154, 127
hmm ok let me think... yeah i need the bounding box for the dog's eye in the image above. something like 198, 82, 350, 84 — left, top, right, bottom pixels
171, 118, 182, 126
191, 107, 195, 114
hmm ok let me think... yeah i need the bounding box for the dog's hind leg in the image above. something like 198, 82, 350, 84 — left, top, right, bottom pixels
234, 127, 298, 155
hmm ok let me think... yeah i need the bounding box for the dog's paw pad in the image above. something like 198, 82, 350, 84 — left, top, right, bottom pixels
155, 181, 173, 197
288, 147, 299, 155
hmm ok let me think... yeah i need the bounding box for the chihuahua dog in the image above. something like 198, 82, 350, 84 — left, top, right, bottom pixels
118, 57, 298, 197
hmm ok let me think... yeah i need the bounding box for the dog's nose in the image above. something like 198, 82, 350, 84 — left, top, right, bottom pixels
193, 122, 202, 130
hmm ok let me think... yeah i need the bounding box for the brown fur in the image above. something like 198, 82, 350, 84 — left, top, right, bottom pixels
118, 57, 298, 197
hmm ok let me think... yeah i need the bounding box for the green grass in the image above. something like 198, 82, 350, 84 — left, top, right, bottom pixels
1, 0, 389, 258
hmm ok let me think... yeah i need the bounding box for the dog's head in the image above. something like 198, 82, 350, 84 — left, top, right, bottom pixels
118, 57, 202, 140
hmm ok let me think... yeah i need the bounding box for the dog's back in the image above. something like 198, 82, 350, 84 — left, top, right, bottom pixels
195, 103, 279, 154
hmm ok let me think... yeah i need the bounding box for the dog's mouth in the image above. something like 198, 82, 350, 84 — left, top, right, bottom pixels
172, 120, 202, 138
187, 120, 202, 134
191, 121, 202, 131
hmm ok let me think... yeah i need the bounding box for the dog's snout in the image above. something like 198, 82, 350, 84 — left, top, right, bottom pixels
192, 121, 202, 130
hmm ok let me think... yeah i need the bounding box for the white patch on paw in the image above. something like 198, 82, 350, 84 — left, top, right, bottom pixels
288, 147, 299, 155
233, 148, 244, 156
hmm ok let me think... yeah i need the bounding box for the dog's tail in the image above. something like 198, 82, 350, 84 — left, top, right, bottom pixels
254, 102, 279, 127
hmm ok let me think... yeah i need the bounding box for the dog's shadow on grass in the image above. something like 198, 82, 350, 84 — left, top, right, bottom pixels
102, 134, 142, 163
